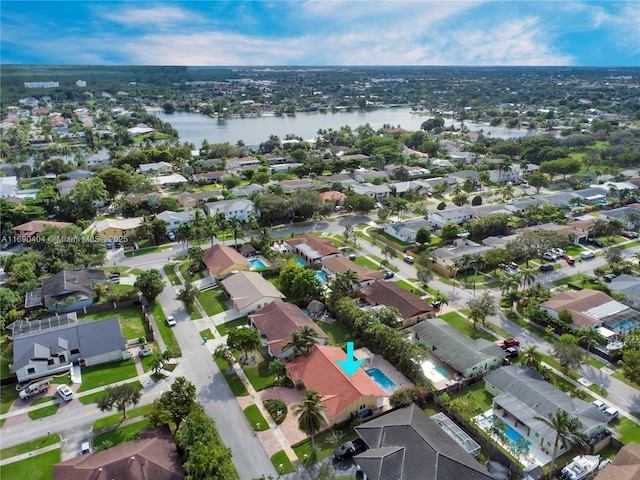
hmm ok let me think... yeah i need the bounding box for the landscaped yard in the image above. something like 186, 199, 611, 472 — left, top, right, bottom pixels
77, 359, 138, 392
83, 306, 146, 341
316, 320, 353, 346
199, 328, 214, 341
0, 434, 60, 460
213, 355, 249, 397
93, 420, 151, 449
216, 317, 249, 337
179, 262, 206, 283
449, 381, 494, 413
244, 404, 269, 431
93, 403, 151, 431
440, 312, 498, 342
0, 335, 12, 380
271, 450, 296, 474
552, 273, 594, 287
354, 256, 380, 270
80, 381, 144, 406
197, 287, 228, 316
242, 353, 277, 391
124, 245, 172, 257
151, 300, 182, 356
617, 416, 640, 444
0, 448, 60, 480
28, 401, 60, 420
292, 427, 359, 463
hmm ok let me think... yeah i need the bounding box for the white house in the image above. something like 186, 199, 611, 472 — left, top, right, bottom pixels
383, 218, 431, 244
204, 199, 259, 222
0, 176, 18, 198
351, 183, 391, 200
140, 162, 173, 175
220, 271, 285, 315
155, 209, 204, 233
429, 204, 511, 228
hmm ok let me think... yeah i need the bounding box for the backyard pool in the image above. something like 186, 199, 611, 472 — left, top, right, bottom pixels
316, 272, 327, 283
421, 359, 449, 383
609, 319, 639, 334
295, 257, 308, 267
478, 415, 530, 451
249, 258, 267, 269
366, 368, 396, 394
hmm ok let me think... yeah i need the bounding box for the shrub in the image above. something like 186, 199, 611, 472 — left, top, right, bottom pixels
264, 399, 287, 424
437, 202, 446, 210
472, 195, 483, 206
390, 385, 432, 408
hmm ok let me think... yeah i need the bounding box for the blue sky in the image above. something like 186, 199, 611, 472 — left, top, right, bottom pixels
2, 1, 638, 66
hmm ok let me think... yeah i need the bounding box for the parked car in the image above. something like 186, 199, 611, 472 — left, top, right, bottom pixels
105, 241, 113, 249
19, 378, 52, 399
505, 346, 521, 359
603, 274, 616, 283
603, 407, 619, 423
622, 231, 638, 239
588, 238, 604, 248
403, 255, 415, 264
498, 337, 520, 349
591, 400, 608, 412
348, 254, 356, 261
57, 384, 74, 402
542, 252, 557, 261
114, 241, 122, 248
166, 315, 176, 327
565, 255, 575, 265
580, 251, 596, 260
383, 270, 395, 279
167, 231, 176, 241
334, 439, 367, 461
539, 264, 554, 272
551, 248, 566, 256
81, 442, 92, 455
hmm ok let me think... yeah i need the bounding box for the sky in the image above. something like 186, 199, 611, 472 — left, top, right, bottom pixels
1, 1, 639, 66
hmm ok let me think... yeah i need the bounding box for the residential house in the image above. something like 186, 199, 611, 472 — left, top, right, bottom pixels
429, 204, 511, 228
420, 177, 447, 192
391, 180, 430, 197
319, 190, 347, 205
25, 269, 106, 312
353, 169, 389, 183
574, 186, 609, 205
191, 171, 231, 184
201, 244, 251, 279
489, 168, 520, 184
53, 425, 184, 480
12, 314, 127, 382
413, 318, 506, 378
269, 162, 303, 174
383, 218, 431, 244
593, 441, 640, 480
67, 169, 93, 180
84, 153, 111, 167
449, 151, 476, 164
285, 345, 388, 426
544, 191, 582, 208
94, 217, 143, 240
321, 257, 384, 290
128, 124, 154, 136
56, 179, 78, 196
0, 176, 18, 198
506, 196, 550, 214
226, 156, 261, 170
609, 274, 640, 309
539, 289, 640, 334
522, 220, 594, 245
156, 210, 203, 234
139, 162, 173, 175
229, 184, 267, 197
430, 237, 494, 276
354, 404, 494, 480
430, 159, 453, 168
318, 173, 357, 189
278, 178, 317, 192
203, 199, 259, 222
446, 170, 478, 187
485, 366, 609, 458
176, 190, 223, 209
352, 183, 391, 200
153, 174, 188, 188
284, 234, 342, 264
598, 206, 640, 229
249, 300, 328, 359
220, 271, 285, 315
359, 282, 434, 328
384, 165, 430, 177
12, 220, 73, 238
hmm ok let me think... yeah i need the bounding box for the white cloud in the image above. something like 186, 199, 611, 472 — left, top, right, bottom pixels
99, 4, 192, 27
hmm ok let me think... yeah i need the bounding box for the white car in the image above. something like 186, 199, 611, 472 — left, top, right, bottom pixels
57, 384, 74, 401
551, 248, 566, 256
591, 400, 607, 412
166, 315, 176, 327
603, 407, 619, 423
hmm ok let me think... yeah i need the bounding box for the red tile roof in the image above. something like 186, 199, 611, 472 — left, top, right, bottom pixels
322, 257, 384, 283
202, 244, 250, 276
360, 282, 434, 319
285, 234, 341, 260
320, 191, 347, 203
286, 345, 388, 421
249, 300, 328, 356
12, 220, 73, 235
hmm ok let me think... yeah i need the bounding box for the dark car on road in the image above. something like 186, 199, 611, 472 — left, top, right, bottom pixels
504, 345, 521, 359
588, 238, 604, 248
334, 439, 367, 461
539, 264, 554, 272
384, 271, 395, 279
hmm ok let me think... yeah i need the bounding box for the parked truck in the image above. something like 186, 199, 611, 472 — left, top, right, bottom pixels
19, 378, 52, 399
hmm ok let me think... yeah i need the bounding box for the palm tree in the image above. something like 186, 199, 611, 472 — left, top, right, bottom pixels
283, 327, 319, 357
520, 267, 537, 291
390, 198, 408, 223
228, 217, 245, 247
605, 218, 625, 241
382, 244, 396, 263
293, 390, 326, 452
578, 327, 604, 356
176, 282, 198, 307
534, 408, 588, 480
201, 217, 218, 247
499, 276, 520, 296
213, 211, 229, 245
452, 258, 464, 288
469, 253, 485, 296
477, 170, 491, 191
176, 223, 195, 251
136, 216, 156, 246
589, 218, 607, 240
520, 345, 542, 371
258, 226, 271, 248
501, 184, 515, 202
624, 210, 640, 230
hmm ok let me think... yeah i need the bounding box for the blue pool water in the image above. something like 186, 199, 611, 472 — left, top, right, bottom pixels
366, 368, 396, 393
609, 319, 639, 334
249, 258, 267, 269
295, 257, 308, 267
433, 364, 448, 378
479, 416, 530, 451
316, 272, 327, 283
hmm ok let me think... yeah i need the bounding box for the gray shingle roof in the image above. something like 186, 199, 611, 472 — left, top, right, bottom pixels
354, 404, 493, 480
413, 318, 506, 372
37, 270, 106, 308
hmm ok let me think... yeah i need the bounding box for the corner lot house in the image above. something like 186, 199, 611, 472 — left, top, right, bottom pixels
354, 404, 494, 480
11, 314, 128, 382
202, 244, 251, 279
413, 318, 506, 378
249, 300, 328, 359
25, 269, 106, 313
383, 218, 431, 244
359, 282, 434, 328
485, 366, 608, 458
284, 234, 342, 264
220, 271, 285, 315
285, 345, 388, 426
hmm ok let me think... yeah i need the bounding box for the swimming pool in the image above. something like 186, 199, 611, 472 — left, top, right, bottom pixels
366, 368, 396, 394
421, 359, 449, 383
316, 271, 327, 283
249, 258, 267, 269
609, 319, 639, 334
478, 415, 530, 451
295, 257, 308, 267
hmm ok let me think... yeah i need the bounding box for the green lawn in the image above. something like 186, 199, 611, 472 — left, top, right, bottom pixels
316, 320, 354, 346
0, 434, 60, 460
93, 420, 151, 448
0, 335, 13, 379
93, 403, 151, 431
271, 450, 296, 474
552, 273, 594, 287
197, 287, 229, 316
151, 300, 182, 356
184, 299, 203, 320
292, 427, 359, 463
77, 359, 138, 392
84, 306, 146, 341
440, 312, 498, 342
28, 403, 60, 420
179, 261, 206, 282
449, 381, 494, 413
244, 404, 269, 431
163, 264, 181, 286
216, 317, 249, 336
243, 354, 277, 391
0, 448, 60, 480
199, 328, 214, 340
394, 279, 424, 294
124, 245, 172, 257
81, 381, 143, 407
617, 416, 640, 444
354, 256, 381, 270
213, 355, 249, 396
0, 385, 19, 415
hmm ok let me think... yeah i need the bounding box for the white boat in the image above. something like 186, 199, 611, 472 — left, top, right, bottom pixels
560, 455, 600, 480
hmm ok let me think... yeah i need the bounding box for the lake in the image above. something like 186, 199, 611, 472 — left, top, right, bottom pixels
149, 107, 539, 147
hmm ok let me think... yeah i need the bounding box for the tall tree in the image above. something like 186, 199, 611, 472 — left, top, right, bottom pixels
96, 383, 142, 419
147, 376, 197, 431
134, 269, 165, 300
293, 390, 326, 452
520, 345, 542, 371
226, 327, 261, 364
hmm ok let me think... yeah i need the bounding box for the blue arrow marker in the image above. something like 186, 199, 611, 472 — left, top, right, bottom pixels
336, 342, 364, 377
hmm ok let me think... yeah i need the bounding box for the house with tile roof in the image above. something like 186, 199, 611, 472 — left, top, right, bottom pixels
413, 317, 506, 378
249, 300, 328, 359
430, 237, 494, 276
12, 220, 73, 238
139, 161, 173, 175
594, 441, 640, 480
53, 425, 184, 480
485, 366, 608, 458
353, 404, 494, 480
359, 282, 434, 328
285, 345, 388, 426
25, 269, 106, 312
321, 256, 384, 290
220, 271, 285, 315
94, 217, 143, 241
319, 190, 347, 205
203, 199, 259, 222
284, 234, 342, 265
201, 244, 251, 279
12, 314, 127, 382
176, 190, 223, 209
191, 170, 231, 184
